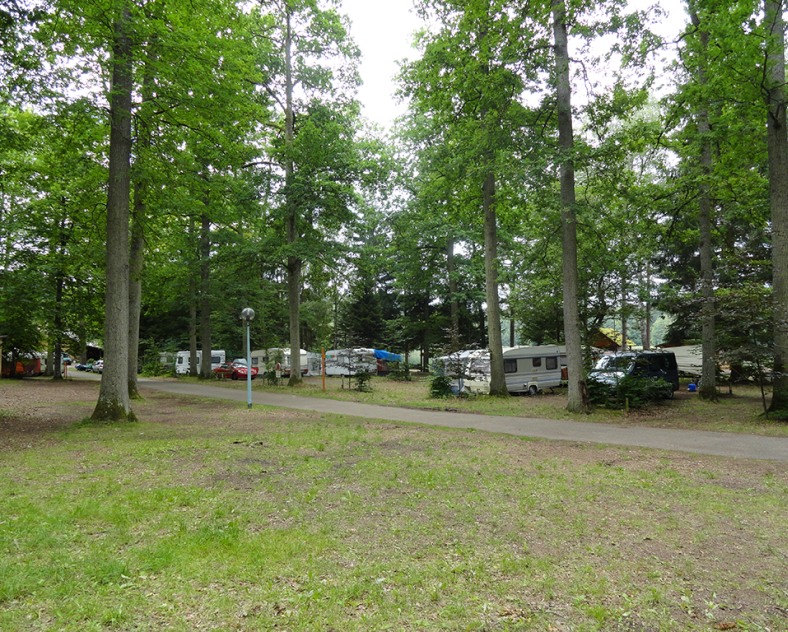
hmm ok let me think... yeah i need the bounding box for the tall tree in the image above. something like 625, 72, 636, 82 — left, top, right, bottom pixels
552, 0, 590, 412
256, 0, 361, 386
92, 1, 135, 422
763, 0, 788, 415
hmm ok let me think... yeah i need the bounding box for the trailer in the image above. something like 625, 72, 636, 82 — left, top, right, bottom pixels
249, 348, 310, 377
174, 350, 226, 375
435, 345, 567, 395
324, 348, 402, 376
501, 344, 567, 394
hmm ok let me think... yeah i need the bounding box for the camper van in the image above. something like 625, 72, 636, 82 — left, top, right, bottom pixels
443, 345, 567, 395
174, 349, 226, 375
249, 348, 310, 377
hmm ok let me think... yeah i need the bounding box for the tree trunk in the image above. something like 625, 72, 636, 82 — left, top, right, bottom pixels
284, 8, 302, 386
483, 170, 507, 396
199, 211, 212, 379
127, 203, 144, 398
620, 275, 628, 351
764, 0, 788, 415
188, 217, 198, 377
690, 5, 717, 400
91, 2, 135, 422
128, 51, 155, 399
553, 0, 590, 413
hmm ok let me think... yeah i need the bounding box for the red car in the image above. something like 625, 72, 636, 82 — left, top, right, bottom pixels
213, 361, 258, 381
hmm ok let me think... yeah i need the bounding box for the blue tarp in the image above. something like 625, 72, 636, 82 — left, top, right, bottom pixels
373, 349, 402, 362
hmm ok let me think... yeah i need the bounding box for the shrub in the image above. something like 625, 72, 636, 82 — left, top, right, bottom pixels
588, 375, 673, 410
429, 374, 454, 398
354, 370, 373, 392
388, 362, 412, 381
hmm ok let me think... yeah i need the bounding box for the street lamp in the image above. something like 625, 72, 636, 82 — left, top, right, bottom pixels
240, 308, 255, 408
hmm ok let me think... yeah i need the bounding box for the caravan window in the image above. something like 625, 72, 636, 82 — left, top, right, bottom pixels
532, 358, 542, 368
251, 358, 258, 366
211, 356, 221, 364
546, 357, 558, 370
177, 357, 184, 365
503, 359, 518, 373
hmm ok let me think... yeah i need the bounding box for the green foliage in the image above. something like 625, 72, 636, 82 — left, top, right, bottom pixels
352, 370, 373, 392
588, 375, 673, 410
429, 374, 455, 399
388, 362, 412, 382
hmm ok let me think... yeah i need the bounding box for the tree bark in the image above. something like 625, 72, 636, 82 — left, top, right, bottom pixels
188, 218, 198, 376
284, 8, 302, 386
483, 170, 507, 396
689, 6, 718, 400
553, 0, 590, 413
764, 0, 788, 415
199, 211, 212, 379
128, 49, 155, 399
91, 2, 135, 422
127, 203, 144, 398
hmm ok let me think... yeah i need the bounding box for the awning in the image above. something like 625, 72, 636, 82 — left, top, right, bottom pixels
373, 349, 402, 362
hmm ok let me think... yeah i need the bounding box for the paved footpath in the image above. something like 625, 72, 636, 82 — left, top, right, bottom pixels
100, 375, 788, 462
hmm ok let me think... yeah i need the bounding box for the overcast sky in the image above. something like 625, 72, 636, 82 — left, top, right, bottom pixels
341, 0, 422, 129
340, 0, 689, 130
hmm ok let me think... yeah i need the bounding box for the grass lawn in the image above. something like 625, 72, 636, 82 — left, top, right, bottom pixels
1, 378, 787, 631
190, 372, 788, 438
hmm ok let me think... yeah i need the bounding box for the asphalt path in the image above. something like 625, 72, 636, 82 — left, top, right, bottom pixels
70, 371, 788, 462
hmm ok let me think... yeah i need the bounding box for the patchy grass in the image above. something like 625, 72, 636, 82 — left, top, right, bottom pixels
0, 379, 787, 631
188, 373, 788, 437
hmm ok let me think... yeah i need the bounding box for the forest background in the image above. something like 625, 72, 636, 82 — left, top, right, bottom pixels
1, 0, 787, 418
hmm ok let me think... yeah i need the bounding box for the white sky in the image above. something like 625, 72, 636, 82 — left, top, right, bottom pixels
340, 0, 689, 130
341, 0, 422, 129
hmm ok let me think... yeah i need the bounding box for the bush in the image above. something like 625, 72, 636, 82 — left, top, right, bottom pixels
353, 370, 373, 392
429, 374, 454, 398
388, 362, 412, 381
588, 375, 673, 410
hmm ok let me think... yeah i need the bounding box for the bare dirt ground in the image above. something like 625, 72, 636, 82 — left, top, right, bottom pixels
3, 378, 788, 631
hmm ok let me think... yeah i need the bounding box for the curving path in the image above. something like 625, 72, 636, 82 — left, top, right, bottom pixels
71, 371, 788, 461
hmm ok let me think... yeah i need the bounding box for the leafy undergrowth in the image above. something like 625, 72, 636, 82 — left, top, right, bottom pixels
1, 379, 787, 631
196, 374, 788, 437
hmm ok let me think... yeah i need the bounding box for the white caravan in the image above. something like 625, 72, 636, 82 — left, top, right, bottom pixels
501, 345, 567, 394
174, 349, 226, 375
249, 348, 309, 377
445, 345, 567, 395
324, 348, 378, 376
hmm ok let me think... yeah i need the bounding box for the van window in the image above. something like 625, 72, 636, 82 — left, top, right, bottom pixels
532, 358, 542, 368
504, 359, 518, 373
546, 357, 557, 370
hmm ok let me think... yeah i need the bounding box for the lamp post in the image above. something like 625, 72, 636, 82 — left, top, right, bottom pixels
240, 308, 255, 408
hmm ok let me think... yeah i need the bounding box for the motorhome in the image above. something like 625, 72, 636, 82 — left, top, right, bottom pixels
174, 349, 226, 375
441, 345, 567, 395
249, 348, 310, 377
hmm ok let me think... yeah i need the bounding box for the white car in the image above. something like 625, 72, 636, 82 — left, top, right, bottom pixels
91, 360, 104, 374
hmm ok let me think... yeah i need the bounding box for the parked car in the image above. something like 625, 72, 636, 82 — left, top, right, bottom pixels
213, 361, 258, 381
91, 360, 104, 374
588, 351, 679, 398
74, 362, 90, 371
